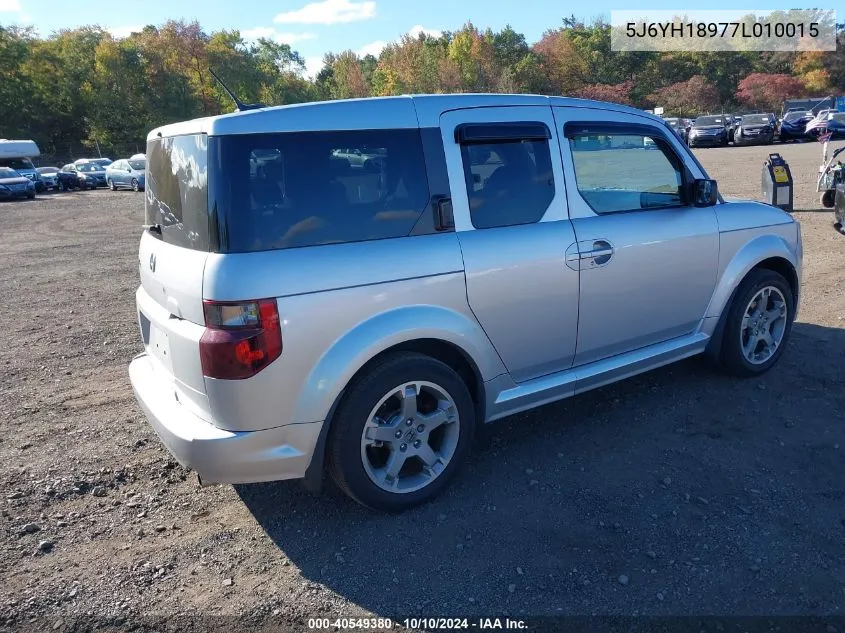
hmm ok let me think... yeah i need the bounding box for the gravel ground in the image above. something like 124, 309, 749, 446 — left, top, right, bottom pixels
1, 141, 844, 631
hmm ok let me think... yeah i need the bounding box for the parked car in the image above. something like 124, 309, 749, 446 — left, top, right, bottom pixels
778, 111, 814, 142
331, 147, 385, 171
74, 161, 108, 189
0, 166, 36, 199
733, 113, 776, 145
688, 115, 729, 147
807, 111, 845, 140
74, 157, 112, 167
129, 94, 802, 512
36, 166, 60, 190
106, 158, 146, 191
57, 164, 83, 191
663, 117, 689, 143
820, 112, 845, 139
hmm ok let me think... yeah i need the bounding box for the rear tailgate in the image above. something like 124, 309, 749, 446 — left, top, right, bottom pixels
136, 131, 212, 422
137, 231, 210, 421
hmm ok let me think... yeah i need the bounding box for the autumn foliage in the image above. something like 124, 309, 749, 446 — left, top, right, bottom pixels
648, 76, 721, 116
1, 18, 843, 159
736, 73, 808, 112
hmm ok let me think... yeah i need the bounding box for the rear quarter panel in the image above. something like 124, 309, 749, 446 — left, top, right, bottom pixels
202, 234, 505, 432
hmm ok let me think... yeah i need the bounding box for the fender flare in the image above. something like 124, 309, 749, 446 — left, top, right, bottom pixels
299, 305, 504, 493
704, 232, 800, 360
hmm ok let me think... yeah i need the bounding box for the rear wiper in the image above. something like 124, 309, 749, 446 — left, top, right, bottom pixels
143, 223, 162, 236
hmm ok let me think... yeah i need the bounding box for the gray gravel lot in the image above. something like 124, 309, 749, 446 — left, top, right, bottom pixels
0, 141, 844, 630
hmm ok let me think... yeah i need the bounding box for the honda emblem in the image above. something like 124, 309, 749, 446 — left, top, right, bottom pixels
149, 252, 156, 272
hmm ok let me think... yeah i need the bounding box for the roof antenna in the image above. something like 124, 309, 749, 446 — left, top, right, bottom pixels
207, 67, 266, 112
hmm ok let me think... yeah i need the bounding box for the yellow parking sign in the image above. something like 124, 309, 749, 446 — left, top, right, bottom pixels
772, 165, 789, 183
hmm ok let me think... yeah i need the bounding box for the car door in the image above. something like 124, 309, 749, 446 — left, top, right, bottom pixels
552, 107, 719, 367
440, 105, 580, 383
115, 161, 128, 186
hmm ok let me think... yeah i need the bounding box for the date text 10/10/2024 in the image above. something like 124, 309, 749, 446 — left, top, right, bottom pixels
307, 617, 529, 630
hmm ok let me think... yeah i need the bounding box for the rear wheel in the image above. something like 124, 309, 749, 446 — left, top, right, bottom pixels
715, 269, 794, 377
821, 190, 835, 208
328, 352, 475, 512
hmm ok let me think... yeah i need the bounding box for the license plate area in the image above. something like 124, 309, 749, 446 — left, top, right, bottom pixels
141, 311, 173, 373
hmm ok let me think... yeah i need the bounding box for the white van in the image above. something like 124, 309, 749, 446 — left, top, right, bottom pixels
0, 140, 42, 190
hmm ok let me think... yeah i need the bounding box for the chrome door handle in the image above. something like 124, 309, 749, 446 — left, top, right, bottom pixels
584, 240, 614, 266
564, 240, 614, 270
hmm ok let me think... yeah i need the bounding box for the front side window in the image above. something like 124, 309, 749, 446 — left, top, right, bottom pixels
458, 126, 555, 229
213, 129, 430, 252
568, 128, 685, 214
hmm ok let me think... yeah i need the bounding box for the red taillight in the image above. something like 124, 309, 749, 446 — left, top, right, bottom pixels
199, 299, 282, 380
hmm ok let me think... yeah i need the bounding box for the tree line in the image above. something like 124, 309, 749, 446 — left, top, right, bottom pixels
1, 17, 843, 161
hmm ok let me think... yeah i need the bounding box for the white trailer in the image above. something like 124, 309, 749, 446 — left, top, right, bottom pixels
0, 139, 42, 187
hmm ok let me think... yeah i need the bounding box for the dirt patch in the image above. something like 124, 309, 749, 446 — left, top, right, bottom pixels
0, 142, 844, 628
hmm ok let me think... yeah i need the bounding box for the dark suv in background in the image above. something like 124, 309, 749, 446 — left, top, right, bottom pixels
688, 116, 729, 147
733, 113, 776, 145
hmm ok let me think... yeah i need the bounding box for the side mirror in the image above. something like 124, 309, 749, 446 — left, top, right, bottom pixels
692, 178, 718, 207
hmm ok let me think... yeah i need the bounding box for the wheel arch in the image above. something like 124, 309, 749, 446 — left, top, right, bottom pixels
704, 239, 799, 361
301, 315, 499, 494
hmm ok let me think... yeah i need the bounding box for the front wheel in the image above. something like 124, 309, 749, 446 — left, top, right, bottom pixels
327, 352, 475, 512
131, 178, 140, 192
821, 190, 835, 208
108, 179, 116, 191
715, 269, 794, 377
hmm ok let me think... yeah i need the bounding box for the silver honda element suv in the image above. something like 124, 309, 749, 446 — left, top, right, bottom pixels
129, 94, 802, 512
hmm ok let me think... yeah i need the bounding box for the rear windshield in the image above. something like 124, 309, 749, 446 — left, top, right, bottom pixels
211, 129, 431, 252
145, 134, 211, 251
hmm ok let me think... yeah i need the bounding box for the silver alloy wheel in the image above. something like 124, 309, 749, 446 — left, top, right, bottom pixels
740, 285, 788, 365
360, 381, 460, 494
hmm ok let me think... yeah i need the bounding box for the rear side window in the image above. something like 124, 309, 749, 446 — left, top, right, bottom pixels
212, 129, 431, 252
145, 135, 210, 251
457, 124, 555, 230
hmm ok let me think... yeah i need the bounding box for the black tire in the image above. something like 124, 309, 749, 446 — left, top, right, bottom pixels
131, 178, 140, 192
327, 352, 475, 512
26, 191, 35, 199
108, 179, 116, 191
58, 181, 65, 192
716, 269, 794, 377
821, 190, 835, 208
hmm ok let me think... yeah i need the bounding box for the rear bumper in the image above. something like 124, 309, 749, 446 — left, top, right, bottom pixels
129, 353, 322, 484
